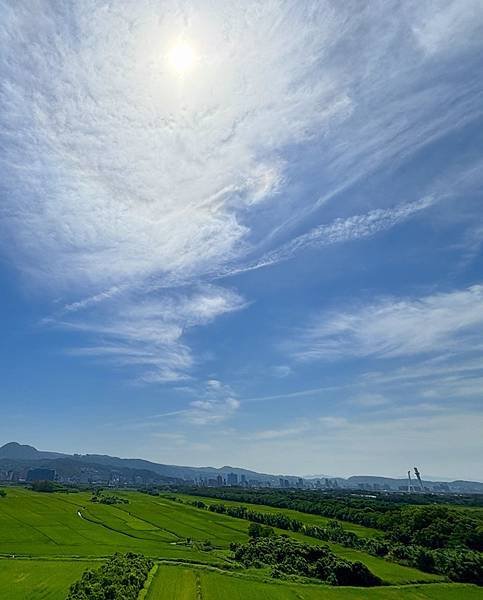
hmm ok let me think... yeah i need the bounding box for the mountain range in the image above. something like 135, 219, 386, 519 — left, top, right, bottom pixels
0, 442, 290, 485
1, 442, 482, 492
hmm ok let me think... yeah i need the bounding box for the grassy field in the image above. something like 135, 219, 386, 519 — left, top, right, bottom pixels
0, 488, 239, 563
175, 492, 383, 538
146, 565, 198, 600
0, 559, 96, 600
0, 560, 479, 600
0, 487, 477, 599
0, 488, 442, 583
146, 565, 481, 600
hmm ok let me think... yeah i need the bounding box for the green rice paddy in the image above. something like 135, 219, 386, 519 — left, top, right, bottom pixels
0, 487, 479, 599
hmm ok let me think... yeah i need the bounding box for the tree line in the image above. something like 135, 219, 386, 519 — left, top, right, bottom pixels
184, 488, 482, 550
189, 498, 483, 584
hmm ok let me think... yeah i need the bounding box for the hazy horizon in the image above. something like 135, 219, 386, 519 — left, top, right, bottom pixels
2, 439, 482, 484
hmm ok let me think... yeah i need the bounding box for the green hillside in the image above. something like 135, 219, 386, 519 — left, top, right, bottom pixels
0, 487, 479, 599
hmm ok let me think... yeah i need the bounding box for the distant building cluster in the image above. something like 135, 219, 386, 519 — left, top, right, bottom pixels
0, 467, 170, 487
196, 472, 269, 488
0, 469, 21, 482
198, 473, 313, 489
26, 468, 56, 482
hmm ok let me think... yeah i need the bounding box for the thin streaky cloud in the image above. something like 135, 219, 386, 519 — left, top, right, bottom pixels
291, 284, 483, 362
234, 196, 437, 274
242, 384, 355, 404
50, 285, 246, 383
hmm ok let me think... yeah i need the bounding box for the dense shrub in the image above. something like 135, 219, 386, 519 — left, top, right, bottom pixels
231, 536, 381, 586
91, 491, 129, 505
139, 489, 160, 496
432, 548, 483, 586
248, 522, 275, 538
383, 505, 482, 550
66, 552, 153, 600
31, 480, 56, 492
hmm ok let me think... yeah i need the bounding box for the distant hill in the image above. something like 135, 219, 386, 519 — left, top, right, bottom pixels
69, 452, 284, 483
1, 441, 482, 492
0, 442, 295, 485
0, 442, 66, 461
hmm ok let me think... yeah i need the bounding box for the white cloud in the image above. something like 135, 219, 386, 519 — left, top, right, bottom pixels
271, 365, 292, 378
62, 286, 126, 314
1, 0, 482, 390
0, 1, 350, 292
1, 1, 481, 294
239, 196, 437, 272
244, 162, 285, 206
59, 285, 245, 382
292, 284, 483, 361
247, 422, 310, 441
185, 380, 241, 425
101, 378, 241, 430
411, 0, 483, 56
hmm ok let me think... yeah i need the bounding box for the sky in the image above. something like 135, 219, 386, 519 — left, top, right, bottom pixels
1, 0, 482, 480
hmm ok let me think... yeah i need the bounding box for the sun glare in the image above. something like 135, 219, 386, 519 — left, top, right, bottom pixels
167, 42, 197, 74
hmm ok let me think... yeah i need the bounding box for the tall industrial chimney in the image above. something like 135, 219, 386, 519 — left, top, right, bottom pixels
414, 467, 424, 491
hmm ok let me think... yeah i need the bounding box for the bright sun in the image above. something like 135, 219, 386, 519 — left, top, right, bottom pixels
167, 42, 197, 74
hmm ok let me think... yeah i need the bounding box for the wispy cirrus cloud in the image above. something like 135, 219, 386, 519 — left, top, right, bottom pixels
361, 356, 483, 389
0, 1, 349, 292
291, 284, 483, 362
240, 419, 310, 441
1, 0, 482, 392
185, 379, 241, 425
59, 285, 246, 383
411, 0, 483, 56
1, 1, 482, 294
232, 196, 438, 274
110, 379, 241, 428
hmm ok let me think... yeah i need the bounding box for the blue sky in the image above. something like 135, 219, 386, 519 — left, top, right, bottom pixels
1, 0, 482, 479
